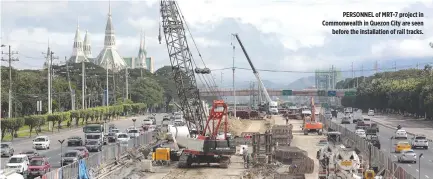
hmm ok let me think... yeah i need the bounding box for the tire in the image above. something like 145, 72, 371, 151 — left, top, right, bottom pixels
414, 161, 416, 163
47, 145, 50, 149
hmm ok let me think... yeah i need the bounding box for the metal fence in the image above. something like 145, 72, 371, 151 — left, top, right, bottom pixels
35, 132, 154, 179
323, 116, 416, 179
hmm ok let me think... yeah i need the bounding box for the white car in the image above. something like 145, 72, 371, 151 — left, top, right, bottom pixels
126, 126, 135, 133
127, 129, 140, 138
367, 109, 374, 116
111, 129, 120, 134
355, 129, 366, 138
142, 119, 153, 125
411, 135, 429, 149
395, 130, 408, 139
32, 136, 50, 150
397, 149, 417, 163
116, 133, 130, 142
6, 155, 29, 174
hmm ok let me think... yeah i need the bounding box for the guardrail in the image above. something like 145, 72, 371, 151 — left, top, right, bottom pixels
35, 132, 153, 179
323, 117, 417, 179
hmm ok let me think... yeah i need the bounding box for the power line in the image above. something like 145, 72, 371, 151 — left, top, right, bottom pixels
210, 63, 432, 74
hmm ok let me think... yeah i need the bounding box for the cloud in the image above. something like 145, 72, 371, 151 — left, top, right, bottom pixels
1, 0, 433, 86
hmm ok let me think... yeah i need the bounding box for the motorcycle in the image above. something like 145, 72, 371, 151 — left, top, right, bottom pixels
243, 154, 250, 169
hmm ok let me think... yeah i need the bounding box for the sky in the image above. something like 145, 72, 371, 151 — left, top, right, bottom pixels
1, 0, 433, 89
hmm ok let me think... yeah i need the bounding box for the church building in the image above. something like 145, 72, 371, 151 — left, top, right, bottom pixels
66, 2, 154, 73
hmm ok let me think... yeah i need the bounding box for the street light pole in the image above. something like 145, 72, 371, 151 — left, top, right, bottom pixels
0, 44, 5, 119
419, 153, 423, 179
58, 139, 65, 170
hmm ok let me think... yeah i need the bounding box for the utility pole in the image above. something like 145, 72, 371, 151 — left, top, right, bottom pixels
65, 57, 75, 111
374, 61, 378, 74
1, 45, 19, 118
394, 61, 397, 72
220, 71, 223, 87
81, 60, 86, 109
351, 62, 354, 89
232, 44, 236, 118
125, 67, 129, 101
361, 64, 365, 83
49, 51, 58, 113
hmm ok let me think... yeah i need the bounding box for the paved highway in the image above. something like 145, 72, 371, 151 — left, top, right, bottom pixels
1, 114, 166, 171
333, 115, 433, 179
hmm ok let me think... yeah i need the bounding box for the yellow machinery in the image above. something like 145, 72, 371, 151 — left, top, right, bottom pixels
152, 148, 171, 165
364, 169, 375, 179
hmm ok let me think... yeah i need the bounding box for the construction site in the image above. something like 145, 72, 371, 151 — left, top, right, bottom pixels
76, 1, 351, 179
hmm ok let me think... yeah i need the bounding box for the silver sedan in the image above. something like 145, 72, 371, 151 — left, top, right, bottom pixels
398, 149, 417, 163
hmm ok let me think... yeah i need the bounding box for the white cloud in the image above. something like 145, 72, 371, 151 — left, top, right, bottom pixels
127, 16, 158, 31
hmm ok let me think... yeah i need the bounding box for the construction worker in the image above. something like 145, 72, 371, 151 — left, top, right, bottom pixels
285, 116, 289, 124
242, 147, 249, 164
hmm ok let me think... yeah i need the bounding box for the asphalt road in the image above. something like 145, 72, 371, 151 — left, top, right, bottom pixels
1, 113, 167, 171
333, 115, 433, 179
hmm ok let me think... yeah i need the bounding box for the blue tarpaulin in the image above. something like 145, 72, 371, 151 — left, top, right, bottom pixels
78, 159, 90, 179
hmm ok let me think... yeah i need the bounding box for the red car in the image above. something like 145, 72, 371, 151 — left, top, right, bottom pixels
28, 156, 51, 177
74, 147, 89, 158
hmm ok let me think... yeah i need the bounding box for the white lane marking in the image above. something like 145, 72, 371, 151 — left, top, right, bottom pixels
429, 160, 432, 162
426, 175, 430, 178
416, 169, 419, 172
393, 155, 397, 157
408, 164, 412, 167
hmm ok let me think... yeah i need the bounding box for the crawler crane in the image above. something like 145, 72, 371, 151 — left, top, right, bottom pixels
158, 0, 235, 168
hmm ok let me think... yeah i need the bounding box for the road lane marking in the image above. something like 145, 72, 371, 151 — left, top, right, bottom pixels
426, 175, 429, 178
408, 164, 411, 167
416, 169, 419, 172
393, 155, 397, 157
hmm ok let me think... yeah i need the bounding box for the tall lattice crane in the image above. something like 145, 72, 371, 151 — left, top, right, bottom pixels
158, 0, 207, 133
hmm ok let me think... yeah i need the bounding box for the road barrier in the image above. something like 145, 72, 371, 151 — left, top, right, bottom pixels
35, 132, 154, 179
323, 117, 417, 179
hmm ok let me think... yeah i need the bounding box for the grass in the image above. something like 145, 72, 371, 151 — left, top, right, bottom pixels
1, 115, 134, 141
2, 121, 73, 141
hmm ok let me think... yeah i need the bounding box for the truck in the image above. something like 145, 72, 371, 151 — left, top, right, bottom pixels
0, 169, 24, 179
83, 122, 107, 145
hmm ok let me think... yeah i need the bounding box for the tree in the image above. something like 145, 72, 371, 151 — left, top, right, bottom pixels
130, 78, 164, 106
154, 66, 178, 111
339, 66, 433, 119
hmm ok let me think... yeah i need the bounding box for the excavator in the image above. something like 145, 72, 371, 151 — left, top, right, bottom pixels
301, 97, 323, 135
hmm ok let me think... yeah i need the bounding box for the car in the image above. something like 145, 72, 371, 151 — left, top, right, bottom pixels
341, 117, 350, 124
116, 133, 130, 145
32, 136, 50, 150
366, 135, 381, 149
411, 135, 428, 149
355, 121, 367, 130
27, 156, 51, 177
395, 141, 411, 153
19, 150, 39, 160
111, 128, 120, 134
395, 129, 408, 139
61, 150, 82, 166
369, 123, 379, 132
368, 109, 374, 116
126, 126, 135, 133
163, 115, 170, 121
85, 140, 103, 152
67, 136, 83, 146
355, 129, 366, 138
316, 139, 328, 146
74, 147, 89, 158
143, 119, 153, 126
397, 149, 416, 163
107, 132, 116, 143
108, 124, 116, 131
128, 129, 140, 138
1, 142, 14, 157
6, 154, 29, 174
353, 118, 360, 123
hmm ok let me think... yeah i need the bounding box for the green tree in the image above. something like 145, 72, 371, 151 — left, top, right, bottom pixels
130, 78, 164, 106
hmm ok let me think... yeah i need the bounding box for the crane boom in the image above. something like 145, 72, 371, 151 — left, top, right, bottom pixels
159, 0, 206, 132
232, 33, 272, 104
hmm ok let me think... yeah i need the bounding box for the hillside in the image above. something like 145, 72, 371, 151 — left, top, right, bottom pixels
287, 76, 315, 90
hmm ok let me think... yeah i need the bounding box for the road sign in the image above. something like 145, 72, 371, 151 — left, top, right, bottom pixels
328, 90, 336, 96
344, 91, 356, 96
317, 90, 326, 96
282, 90, 292, 96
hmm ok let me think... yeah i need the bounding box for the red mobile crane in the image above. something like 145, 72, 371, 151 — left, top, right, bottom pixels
159, 0, 235, 168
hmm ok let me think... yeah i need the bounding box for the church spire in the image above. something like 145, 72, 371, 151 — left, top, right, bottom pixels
83, 30, 93, 59
104, 0, 115, 47
68, 17, 88, 63
137, 30, 147, 69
